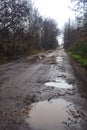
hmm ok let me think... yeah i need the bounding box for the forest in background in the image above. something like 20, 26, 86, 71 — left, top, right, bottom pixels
63, 0, 87, 67
0, 0, 59, 63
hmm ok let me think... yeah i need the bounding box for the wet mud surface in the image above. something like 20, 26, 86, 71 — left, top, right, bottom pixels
0, 48, 87, 130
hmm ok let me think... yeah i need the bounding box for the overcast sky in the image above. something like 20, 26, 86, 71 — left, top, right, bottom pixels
33, 0, 75, 44
33, 0, 75, 28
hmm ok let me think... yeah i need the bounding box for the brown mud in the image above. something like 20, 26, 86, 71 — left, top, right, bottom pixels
0, 48, 87, 130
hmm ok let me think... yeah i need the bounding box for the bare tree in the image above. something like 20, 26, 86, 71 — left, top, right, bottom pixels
42, 18, 59, 50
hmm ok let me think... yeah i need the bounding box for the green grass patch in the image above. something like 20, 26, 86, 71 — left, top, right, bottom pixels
70, 53, 87, 66
67, 41, 87, 67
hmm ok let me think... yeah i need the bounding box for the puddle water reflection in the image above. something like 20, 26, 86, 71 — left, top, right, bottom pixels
25, 99, 80, 130
45, 80, 73, 89
56, 57, 63, 62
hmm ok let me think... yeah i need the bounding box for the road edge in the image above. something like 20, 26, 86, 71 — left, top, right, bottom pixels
68, 53, 87, 84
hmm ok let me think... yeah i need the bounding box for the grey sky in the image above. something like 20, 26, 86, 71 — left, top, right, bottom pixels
34, 0, 75, 28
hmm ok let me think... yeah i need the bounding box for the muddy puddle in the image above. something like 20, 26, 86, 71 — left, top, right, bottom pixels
25, 98, 80, 130
45, 79, 73, 89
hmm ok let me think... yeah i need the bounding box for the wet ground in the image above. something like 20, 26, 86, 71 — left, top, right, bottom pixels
0, 48, 87, 130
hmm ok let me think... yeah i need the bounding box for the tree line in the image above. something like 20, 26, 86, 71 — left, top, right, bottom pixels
0, 0, 59, 59
63, 0, 87, 48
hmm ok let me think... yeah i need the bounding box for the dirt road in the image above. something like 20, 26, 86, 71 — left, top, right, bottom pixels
0, 48, 87, 130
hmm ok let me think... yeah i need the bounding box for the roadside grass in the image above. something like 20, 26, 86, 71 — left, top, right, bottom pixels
0, 49, 45, 65
28, 49, 44, 55
0, 55, 10, 65
68, 52, 87, 67
67, 41, 87, 68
